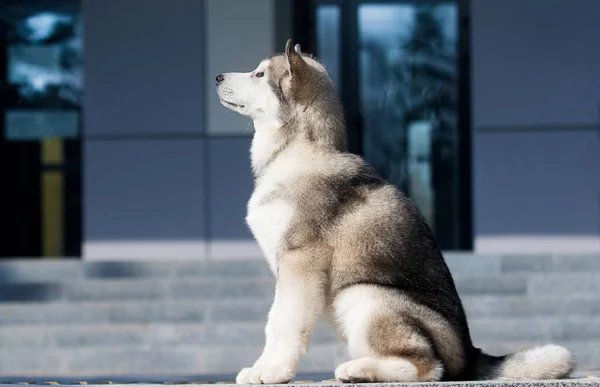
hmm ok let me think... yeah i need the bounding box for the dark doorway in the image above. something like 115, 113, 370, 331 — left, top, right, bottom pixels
0, 0, 82, 258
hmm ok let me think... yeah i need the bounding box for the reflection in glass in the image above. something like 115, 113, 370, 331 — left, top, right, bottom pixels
358, 3, 459, 246
1, 3, 83, 257
316, 5, 341, 91
6, 11, 83, 109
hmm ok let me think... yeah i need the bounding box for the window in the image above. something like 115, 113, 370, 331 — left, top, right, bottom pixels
303, 0, 472, 250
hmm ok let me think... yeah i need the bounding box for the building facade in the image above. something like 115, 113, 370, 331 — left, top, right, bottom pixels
1, 0, 600, 378
1, 0, 599, 261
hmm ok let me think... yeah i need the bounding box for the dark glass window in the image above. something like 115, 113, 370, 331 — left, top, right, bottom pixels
304, 0, 472, 250
0, 0, 82, 257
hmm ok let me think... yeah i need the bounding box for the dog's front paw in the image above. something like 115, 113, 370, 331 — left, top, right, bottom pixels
236, 365, 295, 384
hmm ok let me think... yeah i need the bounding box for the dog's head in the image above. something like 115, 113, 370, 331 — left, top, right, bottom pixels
215, 39, 334, 126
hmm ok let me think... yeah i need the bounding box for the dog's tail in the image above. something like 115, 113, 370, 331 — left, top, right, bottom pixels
469, 345, 575, 380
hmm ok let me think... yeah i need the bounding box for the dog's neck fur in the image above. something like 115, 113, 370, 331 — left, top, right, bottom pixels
250, 118, 288, 178
250, 98, 347, 180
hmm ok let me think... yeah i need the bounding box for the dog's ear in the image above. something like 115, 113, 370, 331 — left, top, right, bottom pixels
285, 39, 308, 78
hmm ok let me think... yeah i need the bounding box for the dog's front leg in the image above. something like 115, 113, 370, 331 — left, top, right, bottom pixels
236, 250, 327, 384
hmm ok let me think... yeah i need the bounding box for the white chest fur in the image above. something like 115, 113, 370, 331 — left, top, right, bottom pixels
247, 130, 311, 275
246, 183, 295, 275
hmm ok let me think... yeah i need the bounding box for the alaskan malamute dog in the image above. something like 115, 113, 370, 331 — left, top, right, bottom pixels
216, 39, 574, 384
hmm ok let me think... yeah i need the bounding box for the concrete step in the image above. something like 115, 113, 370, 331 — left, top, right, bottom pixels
2, 315, 600, 349
2, 292, 600, 326
0, 278, 276, 303
455, 273, 600, 296
0, 339, 599, 377
468, 316, 600, 342
0, 254, 598, 285
462, 295, 600, 317
0, 300, 282, 326
0, 343, 342, 377
0, 301, 209, 325
2, 272, 600, 304
0, 322, 337, 349
445, 253, 600, 275
0, 260, 273, 284
496, 254, 600, 273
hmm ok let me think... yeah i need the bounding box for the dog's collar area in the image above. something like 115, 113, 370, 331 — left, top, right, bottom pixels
221, 99, 245, 108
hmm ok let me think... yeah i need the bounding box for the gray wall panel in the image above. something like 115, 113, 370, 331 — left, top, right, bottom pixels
472, 0, 600, 128
205, 0, 275, 135
83, 0, 205, 137
472, 0, 600, 252
207, 138, 254, 241
84, 139, 206, 259
474, 131, 600, 236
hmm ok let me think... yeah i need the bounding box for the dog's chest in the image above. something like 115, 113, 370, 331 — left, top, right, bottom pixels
246, 182, 294, 275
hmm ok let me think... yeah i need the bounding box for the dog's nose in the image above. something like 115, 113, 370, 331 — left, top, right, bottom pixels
216, 74, 225, 84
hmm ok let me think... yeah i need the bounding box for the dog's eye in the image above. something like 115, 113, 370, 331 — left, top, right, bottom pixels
255, 71, 264, 78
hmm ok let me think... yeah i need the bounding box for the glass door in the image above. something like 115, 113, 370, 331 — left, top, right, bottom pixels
307, 0, 471, 250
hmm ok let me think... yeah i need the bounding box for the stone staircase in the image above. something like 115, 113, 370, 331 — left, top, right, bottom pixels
0, 254, 599, 378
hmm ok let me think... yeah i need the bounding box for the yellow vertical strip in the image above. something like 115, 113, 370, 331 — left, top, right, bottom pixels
41, 171, 64, 257
41, 137, 65, 257
41, 137, 64, 165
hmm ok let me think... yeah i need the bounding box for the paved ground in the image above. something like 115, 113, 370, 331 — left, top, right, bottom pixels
0, 374, 599, 386
1, 379, 600, 387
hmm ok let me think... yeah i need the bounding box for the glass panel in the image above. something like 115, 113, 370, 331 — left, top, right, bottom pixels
1, 1, 82, 257
316, 4, 341, 91
358, 2, 460, 248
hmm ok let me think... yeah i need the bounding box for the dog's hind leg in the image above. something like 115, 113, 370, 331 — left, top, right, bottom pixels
333, 285, 446, 383
335, 356, 443, 383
